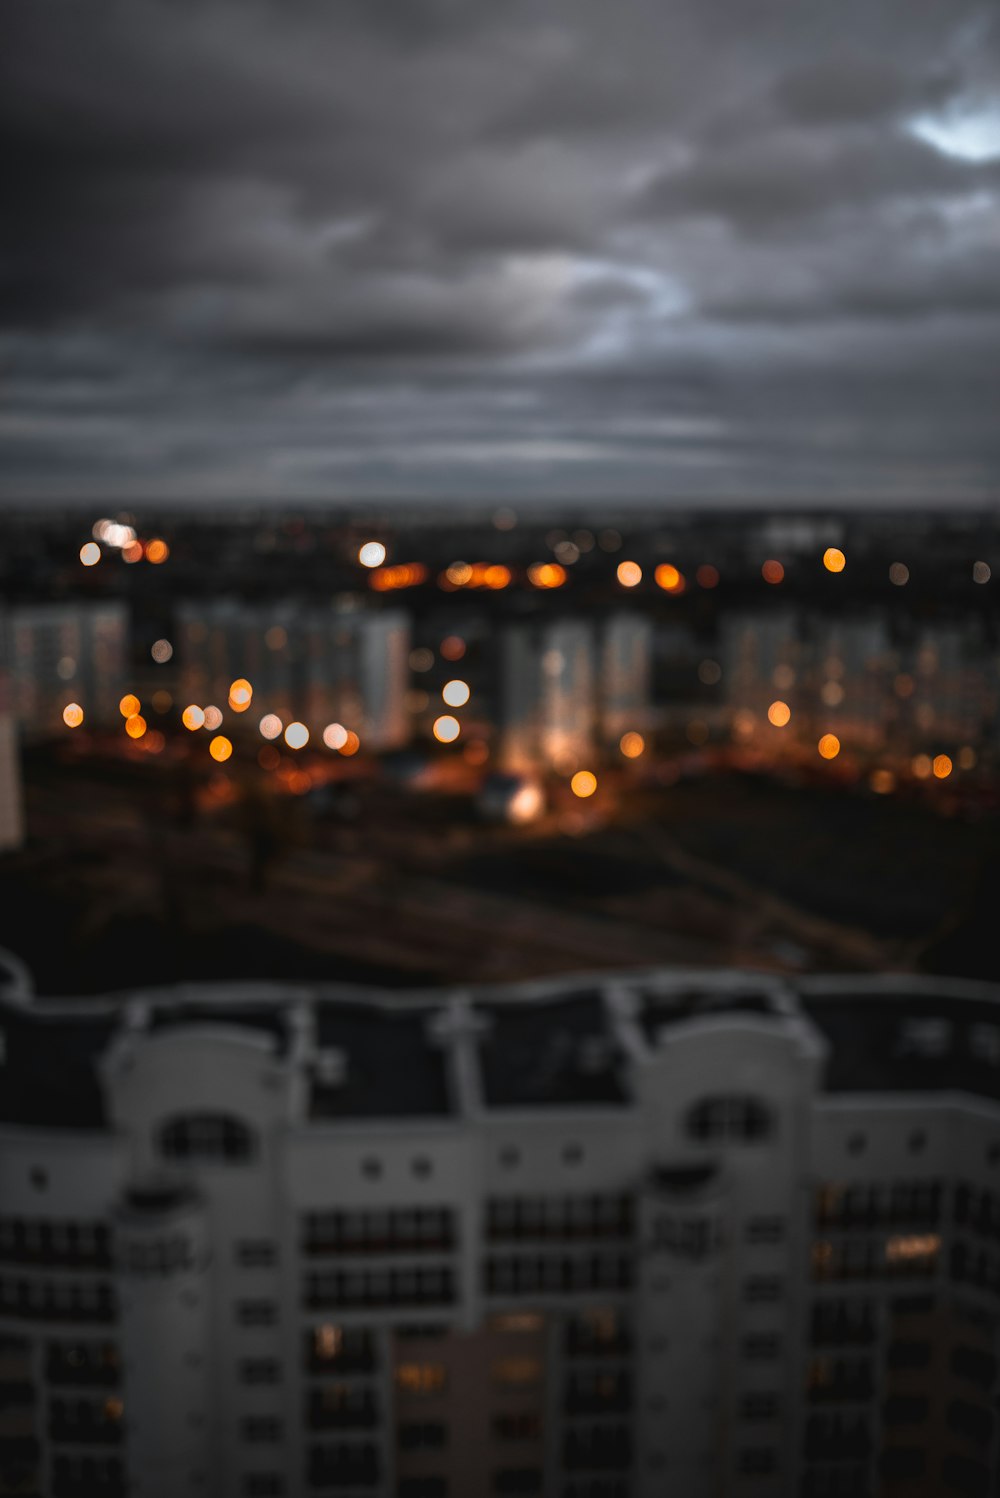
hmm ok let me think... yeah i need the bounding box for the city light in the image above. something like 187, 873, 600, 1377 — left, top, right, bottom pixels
145, 539, 170, 564
124, 714, 147, 740
442, 679, 470, 708
617, 560, 642, 588
932, 754, 953, 779
340, 731, 361, 756
203, 706, 223, 731
210, 735, 233, 763
870, 769, 896, 794
973, 560, 991, 584
817, 733, 841, 760
440, 636, 466, 662
322, 722, 348, 750
761, 560, 784, 584
358, 541, 386, 568
619, 731, 645, 758
260, 714, 283, 740
822, 548, 846, 573
119, 694, 140, 719
150, 639, 173, 663
570, 770, 598, 798
767, 700, 791, 727
433, 715, 460, 743
445, 561, 473, 587
912, 754, 932, 779
182, 705, 205, 731
696, 564, 720, 589
123, 540, 143, 564
527, 562, 567, 589
80, 542, 101, 567
654, 563, 684, 593
284, 722, 309, 749
889, 562, 909, 586
370, 562, 428, 592
229, 678, 253, 711
62, 703, 84, 728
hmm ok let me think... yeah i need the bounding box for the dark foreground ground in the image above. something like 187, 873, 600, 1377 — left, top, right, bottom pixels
2, 744, 997, 996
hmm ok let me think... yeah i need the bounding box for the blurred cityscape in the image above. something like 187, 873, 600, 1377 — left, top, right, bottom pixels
1, 505, 998, 994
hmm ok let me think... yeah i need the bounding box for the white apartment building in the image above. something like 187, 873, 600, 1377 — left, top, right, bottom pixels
4, 604, 129, 739
175, 601, 410, 752
2, 956, 1000, 1498
500, 616, 651, 771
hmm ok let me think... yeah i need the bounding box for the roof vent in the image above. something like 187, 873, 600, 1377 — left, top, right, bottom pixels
314, 1048, 347, 1087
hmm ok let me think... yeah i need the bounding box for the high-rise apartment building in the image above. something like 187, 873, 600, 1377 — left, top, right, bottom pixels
2, 958, 999, 1497
4, 603, 129, 739
175, 601, 411, 751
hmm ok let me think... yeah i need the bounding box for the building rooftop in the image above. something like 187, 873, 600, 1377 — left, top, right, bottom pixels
4, 959, 1000, 1131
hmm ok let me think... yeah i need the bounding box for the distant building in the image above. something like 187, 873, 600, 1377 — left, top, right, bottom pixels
500, 619, 596, 772
0, 623, 24, 851
501, 616, 652, 771
4, 602, 128, 738
601, 613, 652, 746
3, 960, 1000, 1497
176, 600, 411, 751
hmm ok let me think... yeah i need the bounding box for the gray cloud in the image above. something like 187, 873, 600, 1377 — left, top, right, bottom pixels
2, 0, 998, 503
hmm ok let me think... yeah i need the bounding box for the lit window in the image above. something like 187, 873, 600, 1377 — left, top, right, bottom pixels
395, 1362, 447, 1395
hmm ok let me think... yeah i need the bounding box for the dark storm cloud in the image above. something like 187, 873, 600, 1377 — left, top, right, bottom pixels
2, 0, 999, 502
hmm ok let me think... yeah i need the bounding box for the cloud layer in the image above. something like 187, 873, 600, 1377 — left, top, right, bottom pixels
3, 0, 999, 503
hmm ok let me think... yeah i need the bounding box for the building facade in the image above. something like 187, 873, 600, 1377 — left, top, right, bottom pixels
175, 600, 410, 752
2, 958, 1000, 1498
4, 604, 129, 739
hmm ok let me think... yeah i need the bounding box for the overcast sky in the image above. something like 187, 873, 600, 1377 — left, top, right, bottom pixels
3, 0, 999, 506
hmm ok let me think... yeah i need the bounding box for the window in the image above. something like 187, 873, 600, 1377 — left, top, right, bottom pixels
236, 1241, 276, 1269
743, 1276, 783, 1304
240, 1416, 282, 1443
493, 1471, 542, 1495
742, 1334, 781, 1361
159, 1112, 256, 1164
240, 1359, 280, 1386
742, 1393, 778, 1421
738, 1448, 775, 1475
395, 1362, 447, 1395
399, 1420, 447, 1450
243, 1477, 283, 1497
745, 1216, 785, 1245
306, 1326, 377, 1374
236, 1301, 277, 1328
492, 1357, 543, 1388
686, 1095, 771, 1143
947, 1399, 993, 1447
493, 1413, 541, 1442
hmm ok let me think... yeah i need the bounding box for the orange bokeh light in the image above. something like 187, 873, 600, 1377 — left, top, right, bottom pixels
62, 703, 84, 728
570, 770, 598, 798
125, 714, 147, 740
119, 694, 140, 719
767, 700, 791, 728
210, 735, 233, 763
654, 563, 685, 593
616, 560, 642, 588
619, 731, 645, 759
145, 538, 170, 565
817, 733, 841, 760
